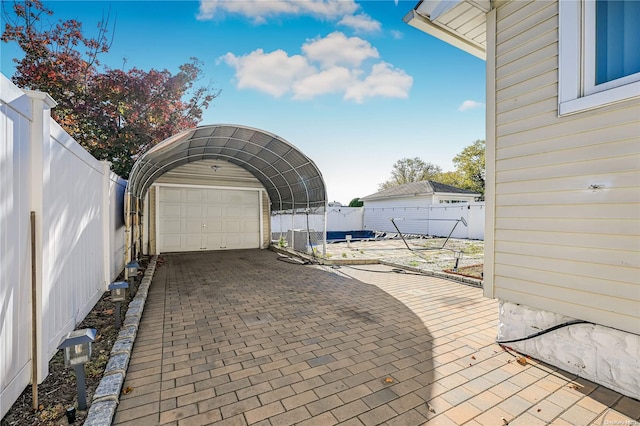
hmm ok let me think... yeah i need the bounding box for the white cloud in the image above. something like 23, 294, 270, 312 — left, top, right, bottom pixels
220, 49, 315, 97
458, 100, 485, 111
390, 30, 404, 40
293, 66, 358, 99
302, 32, 379, 68
338, 13, 381, 33
344, 62, 413, 103
220, 33, 413, 102
198, 0, 359, 22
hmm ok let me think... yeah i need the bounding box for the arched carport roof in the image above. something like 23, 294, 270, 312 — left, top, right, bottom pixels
127, 124, 327, 211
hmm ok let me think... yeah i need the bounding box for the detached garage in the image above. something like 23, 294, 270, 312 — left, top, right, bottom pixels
125, 124, 326, 259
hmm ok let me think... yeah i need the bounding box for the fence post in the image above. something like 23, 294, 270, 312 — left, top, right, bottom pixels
101, 161, 112, 287
24, 89, 57, 382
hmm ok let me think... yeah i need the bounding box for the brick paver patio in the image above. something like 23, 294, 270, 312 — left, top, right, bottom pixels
113, 250, 639, 425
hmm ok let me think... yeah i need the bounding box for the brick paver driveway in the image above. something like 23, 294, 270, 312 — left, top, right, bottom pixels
113, 250, 639, 425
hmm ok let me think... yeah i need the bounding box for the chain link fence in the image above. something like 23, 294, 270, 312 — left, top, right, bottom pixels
271, 207, 326, 257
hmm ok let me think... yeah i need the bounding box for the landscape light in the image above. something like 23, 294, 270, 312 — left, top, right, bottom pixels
108, 281, 128, 329
126, 261, 139, 294
453, 250, 463, 271
57, 329, 96, 410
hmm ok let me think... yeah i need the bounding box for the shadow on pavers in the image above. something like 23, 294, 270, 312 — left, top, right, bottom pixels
114, 249, 437, 424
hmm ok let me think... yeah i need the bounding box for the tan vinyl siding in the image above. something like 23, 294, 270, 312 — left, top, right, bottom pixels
493, 1, 640, 334
154, 159, 264, 189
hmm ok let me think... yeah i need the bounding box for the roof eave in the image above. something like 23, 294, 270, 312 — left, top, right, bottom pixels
403, 8, 486, 60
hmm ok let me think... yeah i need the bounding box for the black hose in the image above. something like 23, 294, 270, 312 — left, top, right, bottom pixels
495, 320, 593, 344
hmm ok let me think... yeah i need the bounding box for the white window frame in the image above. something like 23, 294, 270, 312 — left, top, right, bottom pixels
558, 0, 640, 116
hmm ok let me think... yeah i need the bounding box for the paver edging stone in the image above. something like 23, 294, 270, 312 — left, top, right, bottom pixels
84, 255, 158, 426
83, 400, 118, 426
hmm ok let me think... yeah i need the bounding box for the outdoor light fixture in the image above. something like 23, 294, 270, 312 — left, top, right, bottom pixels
211, 165, 220, 172
108, 281, 128, 329
453, 250, 463, 272
57, 328, 96, 410
346, 234, 352, 248
126, 260, 139, 294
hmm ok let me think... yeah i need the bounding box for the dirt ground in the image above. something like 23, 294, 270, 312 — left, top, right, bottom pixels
1, 258, 150, 426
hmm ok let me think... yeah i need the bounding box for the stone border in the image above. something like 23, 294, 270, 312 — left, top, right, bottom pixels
84, 256, 158, 426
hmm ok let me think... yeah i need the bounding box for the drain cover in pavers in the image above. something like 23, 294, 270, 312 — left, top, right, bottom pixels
239, 312, 275, 326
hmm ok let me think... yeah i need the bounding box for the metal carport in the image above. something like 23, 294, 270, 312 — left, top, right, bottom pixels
124, 124, 327, 266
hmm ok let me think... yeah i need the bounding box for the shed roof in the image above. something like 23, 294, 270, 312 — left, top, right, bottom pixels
126, 124, 327, 211
361, 180, 480, 201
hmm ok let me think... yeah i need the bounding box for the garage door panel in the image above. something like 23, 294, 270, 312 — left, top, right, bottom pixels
158, 186, 261, 253
224, 233, 242, 249
243, 206, 259, 217
202, 233, 222, 249
204, 205, 222, 218
185, 220, 202, 233
203, 220, 222, 232
225, 206, 241, 217
182, 234, 203, 250
186, 189, 202, 202
160, 218, 182, 233
225, 220, 241, 233
204, 190, 222, 203
242, 221, 260, 233
162, 187, 183, 202
161, 204, 182, 217
241, 234, 259, 246
185, 205, 202, 218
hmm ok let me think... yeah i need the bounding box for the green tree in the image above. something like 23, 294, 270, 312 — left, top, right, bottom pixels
2, 0, 219, 178
348, 198, 363, 207
450, 139, 485, 197
379, 157, 442, 190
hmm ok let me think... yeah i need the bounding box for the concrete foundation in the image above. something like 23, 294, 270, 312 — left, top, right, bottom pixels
498, 300, 640, 400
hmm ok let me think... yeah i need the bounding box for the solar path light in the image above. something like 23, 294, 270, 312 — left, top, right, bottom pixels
57, 328, 96, 410
453, 250, 463, 272
109, 281, 128, 329
126, 261, 139, 294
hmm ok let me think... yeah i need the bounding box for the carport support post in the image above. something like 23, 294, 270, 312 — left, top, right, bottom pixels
323, 205, 327, 257
124, 192, 131, 279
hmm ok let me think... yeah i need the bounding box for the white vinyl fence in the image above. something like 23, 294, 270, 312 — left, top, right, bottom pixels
270, 207, 364, 237
1, 74, 126, 418
364, 203, 485, 240
271, 204, 484, 241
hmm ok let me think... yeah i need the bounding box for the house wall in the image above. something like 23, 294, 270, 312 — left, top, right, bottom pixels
488, 1, 640, 398
0, 74, 126, 417
490, 0, 639, 335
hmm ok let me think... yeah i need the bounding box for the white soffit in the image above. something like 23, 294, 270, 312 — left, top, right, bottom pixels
404, 0, 490, 60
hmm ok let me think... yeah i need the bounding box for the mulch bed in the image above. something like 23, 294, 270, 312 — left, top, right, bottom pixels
1, 257, 150, 426
443, 263, 483, 280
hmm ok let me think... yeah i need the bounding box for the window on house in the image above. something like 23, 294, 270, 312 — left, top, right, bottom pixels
559, 0, 640, 115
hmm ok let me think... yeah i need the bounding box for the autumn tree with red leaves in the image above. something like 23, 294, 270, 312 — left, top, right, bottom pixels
2, 0, 219, 177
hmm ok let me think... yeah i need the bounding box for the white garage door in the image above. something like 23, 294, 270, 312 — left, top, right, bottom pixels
158, 186, 260, 252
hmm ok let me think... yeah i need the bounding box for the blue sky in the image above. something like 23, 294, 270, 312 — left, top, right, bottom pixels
1, 0, 486, 204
